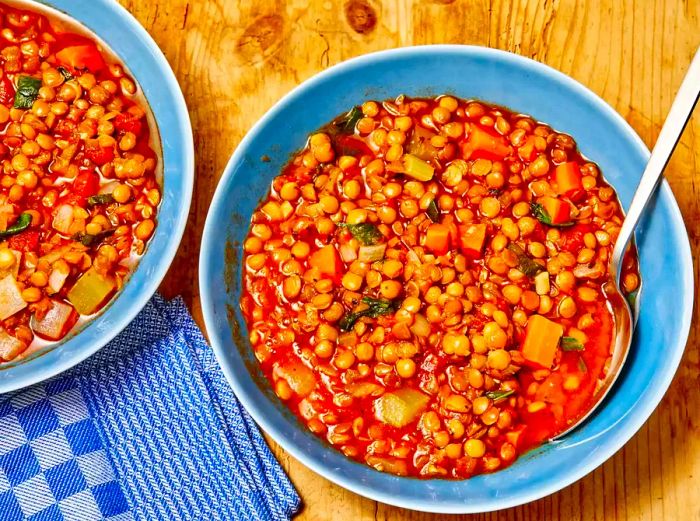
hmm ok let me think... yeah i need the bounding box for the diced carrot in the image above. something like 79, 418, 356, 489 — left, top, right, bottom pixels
447, 221, 459, 244
540, 196, 571, 225
458, 223, 487, 257
463, 125, 512, 159
505, 426, 527, 448
520, 314, 564, 369
517, 135, 537, 162
56, 44, 105, 73
552, 162, 583, 195
424, 223, 450, 255
309, 245, 342, 277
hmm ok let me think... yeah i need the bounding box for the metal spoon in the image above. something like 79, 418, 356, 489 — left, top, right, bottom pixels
553, 47, 700, 440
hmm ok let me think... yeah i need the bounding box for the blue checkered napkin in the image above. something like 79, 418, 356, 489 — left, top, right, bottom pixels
0, 295, 300, 521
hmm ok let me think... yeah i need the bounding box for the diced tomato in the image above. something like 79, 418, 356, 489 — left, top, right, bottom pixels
551, 162, 583, 195
539, 196, 571, 225
8, 230, 39, 252
424, 224, 450, 255
333, 135, 372, 158
56, 44, 105, 73
54, 119, 78, 140
0, 76, 14, 105
462, 125, 512, 160
114, 112, 143, 136
58, 193, 85, 208
73, 170, 100, 197
458, 223, 487, 258
83, 140, 114, 166
560, 223, 594, 252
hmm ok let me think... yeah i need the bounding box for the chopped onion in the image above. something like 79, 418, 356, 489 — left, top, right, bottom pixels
573, 263, 604, 279
0, 275, 27, 320
52, 204, 74, 234
0, 329, 24, 361
0, 250, 21, 278
339, 243, 357, 263
48, 265, 70, 295
31, 300, 75, 340
409, 313, 431, 338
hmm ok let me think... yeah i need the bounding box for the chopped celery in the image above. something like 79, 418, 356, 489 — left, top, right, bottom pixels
67, 268, 116, 315
358, 244, 386, 262
374, 388, 429, 428
402, 154, 434, 181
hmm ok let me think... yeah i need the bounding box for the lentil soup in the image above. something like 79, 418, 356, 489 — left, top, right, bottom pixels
240, 95, 639, 478
0, 3, 161, 364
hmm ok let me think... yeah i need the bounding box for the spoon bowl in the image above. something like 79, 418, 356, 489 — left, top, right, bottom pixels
553, 46, 700, 438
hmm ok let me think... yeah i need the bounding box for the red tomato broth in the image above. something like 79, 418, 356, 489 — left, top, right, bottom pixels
0, 3, 161, 363
240, 95, 639, 478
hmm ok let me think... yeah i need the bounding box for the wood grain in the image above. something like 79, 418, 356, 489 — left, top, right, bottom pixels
117, 0, 700, 519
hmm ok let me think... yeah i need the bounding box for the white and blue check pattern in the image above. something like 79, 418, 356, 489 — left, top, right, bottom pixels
0, 382, 130, 521
0, 296, 299, 521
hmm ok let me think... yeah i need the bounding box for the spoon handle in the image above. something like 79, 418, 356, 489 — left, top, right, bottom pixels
611, 47, 700, 282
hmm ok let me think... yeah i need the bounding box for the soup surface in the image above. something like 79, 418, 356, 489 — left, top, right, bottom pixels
0, 3, 160, 364
240, 94, 639, 478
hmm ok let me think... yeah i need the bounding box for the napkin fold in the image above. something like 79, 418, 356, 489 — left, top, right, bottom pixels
0, 295, 300, 521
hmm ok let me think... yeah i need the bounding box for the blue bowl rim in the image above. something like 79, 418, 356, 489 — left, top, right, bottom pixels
199, 44, 693, 512
0, 0, 194, 393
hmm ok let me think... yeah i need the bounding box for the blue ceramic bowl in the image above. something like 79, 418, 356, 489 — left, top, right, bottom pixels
0, 0, 193, 393
199, 46, 693, 512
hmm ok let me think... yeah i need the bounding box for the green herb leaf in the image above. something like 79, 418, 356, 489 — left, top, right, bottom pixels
334, 106, 362, 134
0, 213, 32, 238
72, 228, 114, 247
426, 199, 440, 223
577, 356, 588, 373
57, 66, 73, 81
361, 297, 397, 317
339, 223, 383, 245
339, 296, 397, 331
13, 76, 41, 109
561, 336, 585, 351
530, 202, 575, 228
506, 243, 543, 277
484, 389, 515, 402
87, 193, 115, 206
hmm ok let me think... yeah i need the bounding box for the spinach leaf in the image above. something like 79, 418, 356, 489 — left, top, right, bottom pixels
57, 66, 73, 81
339, 222, 383, 245
87, 193, 115, 206
530, 202, 575, 228
577, 356, 588, 373
506, 243, 543, 277
0, 213, 31, 238
334, 106, 362, 134
426, 199, 440, 223
72, 228, 114, 247
13, 76, 41, 109
561, 336, 585, 351
339, 297, 397, 331
484, 389, 514, 402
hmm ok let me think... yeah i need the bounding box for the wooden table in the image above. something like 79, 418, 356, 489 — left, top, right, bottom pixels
120, 0, 700, 518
